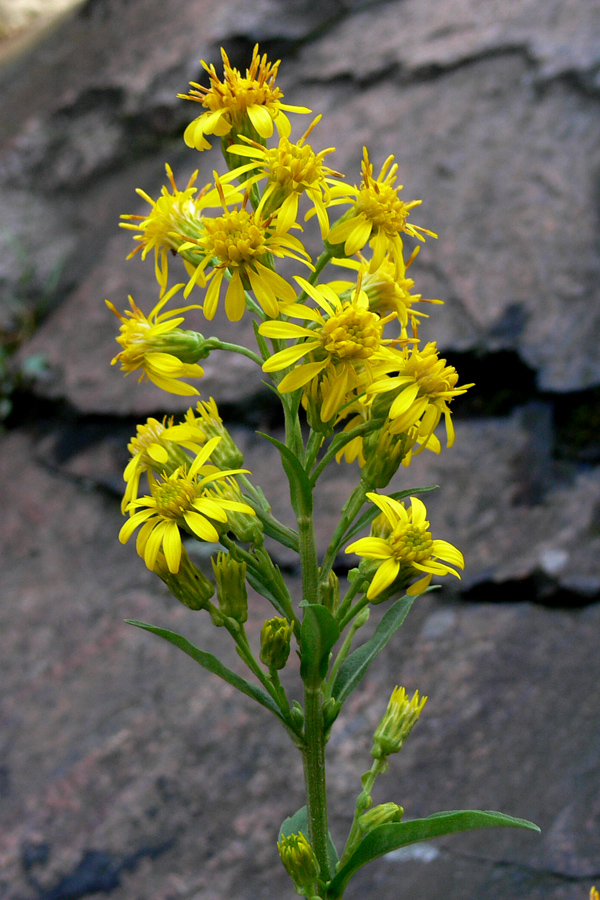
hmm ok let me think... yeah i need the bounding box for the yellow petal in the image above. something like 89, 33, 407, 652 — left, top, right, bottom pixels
367, 557, 400, 599
162, 521, 182, 573
278, 359, 328, 392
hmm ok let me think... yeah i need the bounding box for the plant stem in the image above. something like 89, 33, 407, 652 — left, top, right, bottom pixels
303, 684, 331, 877
338, 758, 387, 869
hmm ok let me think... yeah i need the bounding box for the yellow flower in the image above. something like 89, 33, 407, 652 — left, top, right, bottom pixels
590, 888, 599, 900
180, 44, 311, 152
370, 341, 473, 448
371, 686, 427, 758
327, 148, 437, 276
260, 275, 400, 422
119, 437, 254, 573
179, 183, 311, 321
345, 493, 464, 599
106, 283, 205, 395
120, 165, 243, 294
226, 116, 350, 237
122, 413, 208, 513
331, 247, 443, 329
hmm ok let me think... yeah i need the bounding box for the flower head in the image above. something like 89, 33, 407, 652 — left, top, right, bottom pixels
277, 832, 320, 890
345, 493, 464, 599
122, 412, 208, 513
371, 686, 427, 758
119, 437, 254, 573
260, 275, 401, 422
180, 44, 310, 152
327, 148, 437, 276
180, 184, 310, 320
370, 341, 473, 449
106, 283, 205, 395
227, 116, 349, 237
120, 165, 243, 293
332, 247, 443, 329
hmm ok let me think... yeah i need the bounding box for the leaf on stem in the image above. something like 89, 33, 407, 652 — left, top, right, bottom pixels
257, 431, 313, 516
326, 810, 541, 898
299, 605, 340, 685
332, 592, 430, 704
126, 620, 286, 721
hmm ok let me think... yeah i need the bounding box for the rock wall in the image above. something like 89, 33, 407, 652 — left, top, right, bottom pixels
1, 1, 599, 899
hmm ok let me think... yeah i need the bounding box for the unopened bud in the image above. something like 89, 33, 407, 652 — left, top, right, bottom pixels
260, 617, 293, 670
320, 570, 340, 614
211, 551, 248, 623
372, 686, 427, 759
278, 832, 320, 890
194, 398, 244, 468
358, 802, 404, 835
154, 547, 215, 611
361, 424, 416, 490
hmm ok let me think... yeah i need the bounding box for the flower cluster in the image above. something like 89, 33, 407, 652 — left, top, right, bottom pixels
103, 45, 509, 900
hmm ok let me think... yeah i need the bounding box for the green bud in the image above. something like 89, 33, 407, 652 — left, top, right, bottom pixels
290, 700, 305, 732
372, 686, 427, 759
361, 424, 416, 490
155, 329, 213, 363
320, 570, 339, 614
278, 832, 320, 890
154, 547, 215, 611
260, 617, 293, 670
358, 802, 404, 835
211, 551, 248, 623
194, 398, 244, 468
322, 697, 342, 732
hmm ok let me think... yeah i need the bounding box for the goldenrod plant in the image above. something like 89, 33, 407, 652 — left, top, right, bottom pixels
110, 45, 540, 899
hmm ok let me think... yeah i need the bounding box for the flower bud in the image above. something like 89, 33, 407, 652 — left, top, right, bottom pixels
277, 832, 320, 890
372, 686, 427, 760
154, 546, 215, 611
320, 570, 339, 614
260, 617, 293, 670
211, 551, 248, 624
358, 802, 404, 835
194, 398, 244, 468
361, 424, 416, 490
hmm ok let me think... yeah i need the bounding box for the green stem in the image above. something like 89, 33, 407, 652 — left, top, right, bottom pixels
303, 684, 331, 876
305, 430, 324, 473
319, 484, 368, 587
325, 606, 369, 699
337, 593, 370, 633
211, 338, 264, 367
338, 758, 387, 869
336, 576, 367, 625
310, 422, 374, 486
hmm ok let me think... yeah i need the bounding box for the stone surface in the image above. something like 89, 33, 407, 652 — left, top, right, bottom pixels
1, 430, 599, 900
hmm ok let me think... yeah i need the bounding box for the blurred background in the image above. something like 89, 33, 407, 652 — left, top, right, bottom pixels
1, 1, 599, 898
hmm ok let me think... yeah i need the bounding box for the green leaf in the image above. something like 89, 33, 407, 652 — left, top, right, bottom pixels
300, 605, 340, 685
246, 569, 292, 622
279, 806, 339, 877
257, 431, 312, 516
126, 620, 285, 722
327, 810, 540, 898
332, 591, 434, 704
343, 485, 438, 544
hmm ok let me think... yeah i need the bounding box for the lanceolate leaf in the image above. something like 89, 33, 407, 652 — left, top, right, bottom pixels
326, 810, 541, 898
300, 605, 340, 685
257, 432, 313, 515
126, 620, 285, 722
343, 485, 438, 544
332, 592, 430, 704
246, 569, 292, 622
280, 806, 339, 877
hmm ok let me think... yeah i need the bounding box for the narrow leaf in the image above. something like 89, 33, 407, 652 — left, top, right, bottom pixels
300, 605, 340, 685
333, 591, 434, 704
327, 810, 540, 898
343, 485, 438, 544
257, 431, 313, 515
126, 620, 284, 721
246, 569, 292, 621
